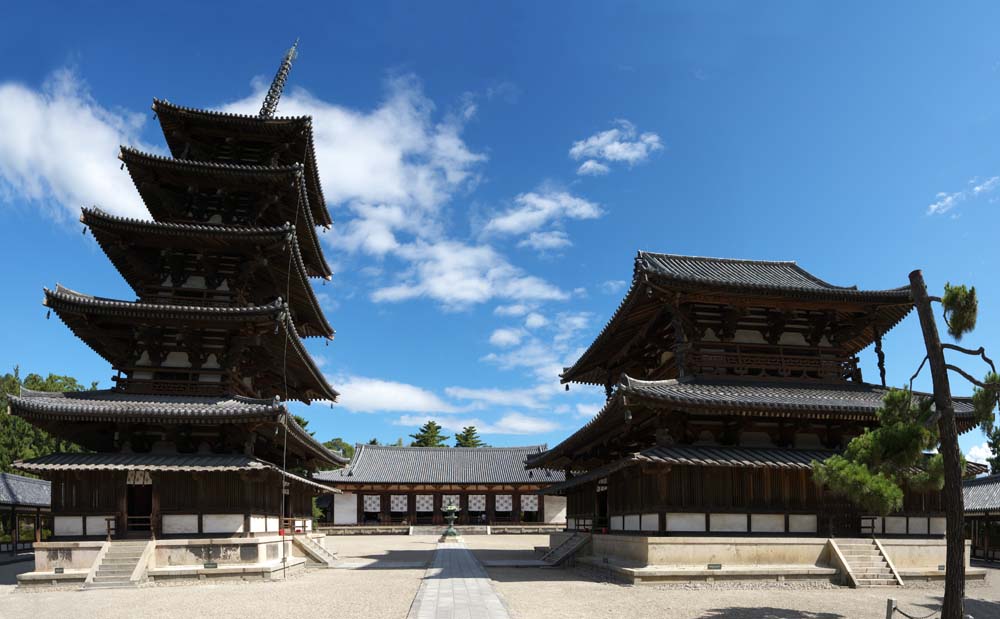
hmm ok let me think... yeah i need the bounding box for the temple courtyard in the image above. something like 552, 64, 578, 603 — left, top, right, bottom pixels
1, 535, 997, 619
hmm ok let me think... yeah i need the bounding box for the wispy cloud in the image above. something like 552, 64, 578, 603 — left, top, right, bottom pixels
333, 375, 460, 414
570, 119, 662, 175
483, 190, 602, 237
0, 69, 157, 220
600, 279, 628, 294
926, 176, 1000, 215
489, 327, 527, 347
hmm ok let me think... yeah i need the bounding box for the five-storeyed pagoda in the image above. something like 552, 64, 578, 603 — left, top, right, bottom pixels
9, 42, 345, 542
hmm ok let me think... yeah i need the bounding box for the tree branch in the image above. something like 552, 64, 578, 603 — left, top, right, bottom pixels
945, 364, 1000, 390
928, 296, 942, 303
909, 355, 930, 393
941, 343, 997, 374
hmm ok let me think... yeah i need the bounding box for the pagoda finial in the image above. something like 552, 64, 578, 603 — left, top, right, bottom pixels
259, 39, 299, 119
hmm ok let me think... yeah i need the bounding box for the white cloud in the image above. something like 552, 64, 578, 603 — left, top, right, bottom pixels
575, 402, 603, 419
396, 412, 557, 435
0, 69, 156, 220
927, 176, 1000, 215
576, 160, 610, 176
524, 312, 548, 329
334, 375, 459, 414
371, 240, 567, 308
445, 385, 550, 410
600, 279, 628, 294
489, 327, 527, 347
569, 119, 662, 174
967, 442, 994, 467
483, 190, 602, 237
518, 230, 572, 251
494, 303, 533, 317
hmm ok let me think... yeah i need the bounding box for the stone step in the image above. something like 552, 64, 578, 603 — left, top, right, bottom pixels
856, 579, 898, 587
84, 582, 136, 590
97, 566, 135, 574
93, 576, 132, 584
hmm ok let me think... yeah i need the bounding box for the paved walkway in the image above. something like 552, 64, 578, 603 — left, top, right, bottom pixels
407, 542, 510, 619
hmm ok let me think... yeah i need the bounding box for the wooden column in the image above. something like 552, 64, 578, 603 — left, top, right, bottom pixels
433, 493, 442, 525
538, 493, 545, 524
487, 494, 496, 525
459, 494, 468, 525
513, 492, 521, 523
408, 493, 416, 525
34, 508, 40, 543
10, 506, 17, 553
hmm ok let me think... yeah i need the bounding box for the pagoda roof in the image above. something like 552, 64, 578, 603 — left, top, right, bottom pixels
562, 252, 914, 385
150, 99, 331, 228
119, 147, 330, 279
81, 207, 333, 339
528, 375, 976, 470
13, 453, 339, 493
7, 388, 347, 467
42, 285, 339, 403
315, 444, 565, 486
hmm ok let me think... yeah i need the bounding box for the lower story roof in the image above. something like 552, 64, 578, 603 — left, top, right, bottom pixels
965, 474, 1000, 514
0, 472, 50, 508
14, 453, 338, 493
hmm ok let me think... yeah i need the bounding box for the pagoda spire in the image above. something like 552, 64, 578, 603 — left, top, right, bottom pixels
259, 39, 299, 119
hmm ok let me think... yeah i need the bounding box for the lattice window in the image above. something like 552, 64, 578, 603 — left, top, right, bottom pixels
442, 495, 460, 508
469, 495, 486, 511
416, 495, 434, 512
363, 495, 381, 512
495, 495, 513, 511
521, 495, 538, 511
127, 470, 152, 485
390, 495, 408, 512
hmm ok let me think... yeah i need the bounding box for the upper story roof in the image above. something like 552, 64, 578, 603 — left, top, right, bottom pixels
0, 472, 50, 508
315, 444, 566, 486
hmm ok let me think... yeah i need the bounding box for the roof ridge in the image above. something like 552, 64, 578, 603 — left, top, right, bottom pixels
120, 145, 304, 175
358, 444, 546, 451
83, 206, 296, 237
152, 98, 312, 123
638, 251, 798, 266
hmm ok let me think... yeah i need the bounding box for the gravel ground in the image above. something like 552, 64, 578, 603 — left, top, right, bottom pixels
2, 536, 997, 619
488, 562, 1000, 619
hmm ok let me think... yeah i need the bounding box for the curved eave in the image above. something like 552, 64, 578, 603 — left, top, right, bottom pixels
151, 99, 331, 228
42, 286, 338, 404
81, 207, 335, 339
119, 147, 332, 280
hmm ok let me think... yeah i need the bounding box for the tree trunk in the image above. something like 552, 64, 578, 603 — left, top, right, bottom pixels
910, 269, 965, 619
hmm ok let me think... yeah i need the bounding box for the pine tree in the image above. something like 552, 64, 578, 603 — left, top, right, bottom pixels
322, 438, 355, 460
454, 426, 486, 448
409, 420, 447, 447
986, 427, 1000, 475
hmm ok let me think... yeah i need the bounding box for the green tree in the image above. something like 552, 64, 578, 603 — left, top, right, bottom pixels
292, 414, 313, 435
409, 420, 447, 447
367, 438, 380, 445
0, 368, 92, 473
322, 438, 355, 460
454, 426, 486, 448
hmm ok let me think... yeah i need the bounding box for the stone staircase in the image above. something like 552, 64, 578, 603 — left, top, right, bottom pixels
293, 535, 338, 568
84, 540, 147, 589
837, 539, 899, 587
540, 532, 589, 566
408, 525, 490, 536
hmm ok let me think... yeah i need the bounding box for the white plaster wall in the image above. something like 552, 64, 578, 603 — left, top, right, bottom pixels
929, 517, 946, 535
543, 495, 566, 524
788, 515, 817, 533
249, 515, 267, 533
624, 515, 641, 531
267, 517, 279, 532
666, 513, 706, 532
908, 517, 929, 535
203, 514, 243, 535
334, 493, 359, 525
871, 517, 883, 534
885, 516, 907, 534
54, 516, 83, 537
710, 513, 748, 533
751, 514, 785, 533
85, 515, 115, 537
610, 516, 624, 531
641, 513, 659, 531
162, 515, 199, 535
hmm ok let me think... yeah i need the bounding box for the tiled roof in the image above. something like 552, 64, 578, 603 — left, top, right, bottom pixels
8, 389, 347, 467
621, 376, 977, 416
315, 445, 566, 485
540, 444, 837, 495
528, 376, 976, 469
638, 252, 911, 300
13, 454, 338, 493
964, 474, 1000, 513
0, 472, 51, 507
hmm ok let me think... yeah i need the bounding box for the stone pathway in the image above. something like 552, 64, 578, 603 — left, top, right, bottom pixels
407, 542, 510, 619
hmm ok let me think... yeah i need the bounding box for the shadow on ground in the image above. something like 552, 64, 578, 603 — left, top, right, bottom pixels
0, 558, 33, 586
698, 609, 843, 619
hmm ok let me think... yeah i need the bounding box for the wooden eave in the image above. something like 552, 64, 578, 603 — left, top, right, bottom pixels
119, 147, 331, 279
150, 99, 331, 228
81, 207, 334, 339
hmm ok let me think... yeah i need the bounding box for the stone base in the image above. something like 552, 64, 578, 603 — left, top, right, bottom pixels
439, 534, 465, 544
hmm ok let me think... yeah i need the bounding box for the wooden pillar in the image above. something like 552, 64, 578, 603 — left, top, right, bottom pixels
356, 493, 364, 525
459, 494, 468, 525
408, 493, 416, 525
539, 493, 545, 524
34, 508, 40, 543
513, 492, 521, 523
10, 506, 16, 553
433, 494, 443, 525
381, 492, 389, 524
487, 494, 496, 525
987, 513, 992, 562
151, 480, 160, 540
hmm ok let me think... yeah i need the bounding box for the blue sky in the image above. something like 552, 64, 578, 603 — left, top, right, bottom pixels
1, 2, 998, 461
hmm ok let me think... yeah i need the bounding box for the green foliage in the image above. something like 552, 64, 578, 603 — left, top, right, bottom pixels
311, 496, 323, 520
322, 437, 355, 460
812, 388, 947, 515
292, 414, 314, 436
409, 420, 447, 447
972, 372, 1000, 434
0, 368, 92, 474
986, 427, 1000, 475
454, 426, 486, 448
941, 283, 978, 340
368, 438, 380, 445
